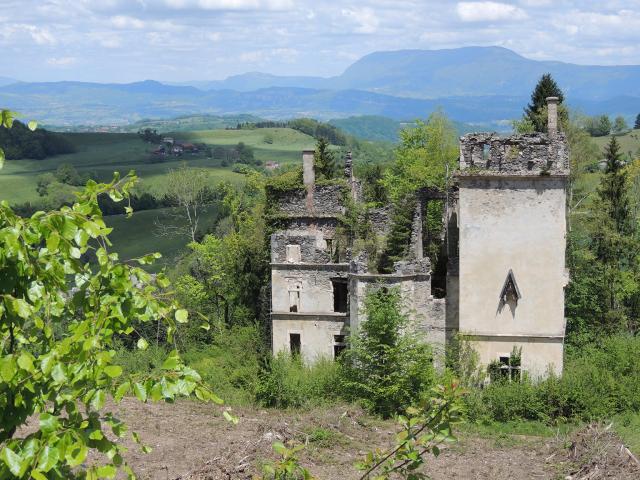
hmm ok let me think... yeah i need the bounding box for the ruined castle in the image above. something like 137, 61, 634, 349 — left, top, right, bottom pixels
269, 98, 569, 378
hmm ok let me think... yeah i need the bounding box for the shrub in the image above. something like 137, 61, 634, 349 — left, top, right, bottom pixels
464, 335, 640, 424
256, 353, 339, 409
339, 287, 435, 417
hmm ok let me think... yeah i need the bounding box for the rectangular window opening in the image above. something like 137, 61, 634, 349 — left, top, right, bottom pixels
333, 334, 346, 359
332, 280, 348, 313
289, 290, 300, 312
289, 333, 301, 356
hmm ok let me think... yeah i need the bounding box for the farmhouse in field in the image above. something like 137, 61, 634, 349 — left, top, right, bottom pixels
268, 97, 569, 379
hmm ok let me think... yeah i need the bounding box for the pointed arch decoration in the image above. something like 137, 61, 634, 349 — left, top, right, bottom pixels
500, 269, 521, 305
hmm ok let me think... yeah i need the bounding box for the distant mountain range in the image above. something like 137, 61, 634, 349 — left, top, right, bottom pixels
181, 47, 640, 101
2, 47, 639, 127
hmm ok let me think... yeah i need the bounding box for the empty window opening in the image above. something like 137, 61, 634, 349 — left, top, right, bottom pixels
325, 238, 334, 262
286, 244, 301, 263
482, 143, 491, 161
333, 334, 346, 358
332, 280, 348, 313
289, 290, 300, 312
289, 333, 301, 356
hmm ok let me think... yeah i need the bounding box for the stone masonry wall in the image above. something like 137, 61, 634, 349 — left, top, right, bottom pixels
459, 133, 569, 176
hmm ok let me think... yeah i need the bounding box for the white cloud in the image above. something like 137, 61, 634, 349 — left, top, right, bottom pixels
110, 15, 145, 29
164, 0, 292, 10
20, 24, 57, 45
456, 2, 528, 22
46, 56, 77, 66
341, 7, 380, 34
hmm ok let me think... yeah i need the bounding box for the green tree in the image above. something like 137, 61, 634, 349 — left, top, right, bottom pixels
0, 173, 223, 479
313, 137, 336, 180
382, 111, 458, 202
635, 113, 640, 130
585, 137, 639, 334
524, 74, 565, 132
160, 165, 211, 242
339, 287, 435, 417
613, 116, 629, 134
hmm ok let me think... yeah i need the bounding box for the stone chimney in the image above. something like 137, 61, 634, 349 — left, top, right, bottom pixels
546, 96, 559, 137
302, 150, 315, 187
344, 151, 353, 180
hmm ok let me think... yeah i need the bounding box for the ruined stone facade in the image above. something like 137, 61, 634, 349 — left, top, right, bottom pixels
270, 98, 569, 379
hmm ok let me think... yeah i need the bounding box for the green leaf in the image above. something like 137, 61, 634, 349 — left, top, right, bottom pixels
31, 470, 48, 480
137, 337, 149, 350
28, 120, 38, 131
104, 365, 123, 378
175, 309, 188, 323
125, 206, 133, 218
272, 442, 287, 455
46, 232, 60, 251
12, 297, 32, 319
37, 445, 60, 472
114, 381, 130, 402
0, 147, 4, 170
91, 389, 106, 410
96, 464, 117, 478
0, 356, 17, 382
161, 351, 180, 370
51, 363, 67, 383
133, 382, 147, 402
1, 446, 24, 476
96, 248, 108, 267
223, 411, 239, 425
108, 189, 124, 202
65, 443, 88, 467
39, 413, 60, 433
18, 352, 35, 372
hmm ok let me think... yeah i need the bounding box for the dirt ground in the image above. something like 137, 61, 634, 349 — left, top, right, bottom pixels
42, 398, 634, 480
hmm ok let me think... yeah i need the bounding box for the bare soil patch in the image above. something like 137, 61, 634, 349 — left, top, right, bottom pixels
75, 398, 630, 480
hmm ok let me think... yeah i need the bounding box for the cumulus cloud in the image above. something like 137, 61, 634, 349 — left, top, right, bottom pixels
456, 2, 528, 22
341, 7, 380, 34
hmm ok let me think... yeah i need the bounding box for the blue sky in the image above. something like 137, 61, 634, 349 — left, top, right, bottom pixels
1, 0, 639, 83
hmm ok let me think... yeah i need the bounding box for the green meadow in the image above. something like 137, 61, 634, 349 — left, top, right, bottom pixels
0, 127, 316, 263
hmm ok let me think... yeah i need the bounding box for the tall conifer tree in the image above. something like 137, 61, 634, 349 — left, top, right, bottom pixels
524, 73, 564, 132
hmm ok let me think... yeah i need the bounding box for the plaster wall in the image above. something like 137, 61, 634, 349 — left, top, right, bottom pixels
468, 337, 564, 378
458, 176, 567, 373
272, 317, 346, 362
271, 266, 348, 315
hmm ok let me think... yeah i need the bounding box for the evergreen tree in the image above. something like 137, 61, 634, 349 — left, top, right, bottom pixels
590, 136, 637, 332
524, 73, 564, 132
599, 137, 631, 236
635, 113, 640, 130
314, 137, 336, 180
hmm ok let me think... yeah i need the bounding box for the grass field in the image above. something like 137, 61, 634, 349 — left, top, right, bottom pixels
592, 129, 640, 159
105, 206, 221, 272
0, 127, 315, 204
0, 127, 314, 263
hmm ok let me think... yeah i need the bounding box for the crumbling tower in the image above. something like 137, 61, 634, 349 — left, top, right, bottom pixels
452, 97, 569, 377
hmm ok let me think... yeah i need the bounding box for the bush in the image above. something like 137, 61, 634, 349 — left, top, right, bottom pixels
339, 287, 435, 417
183, 324, 264, 406
465, 335, 640, 424
256, 353, 340, 409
